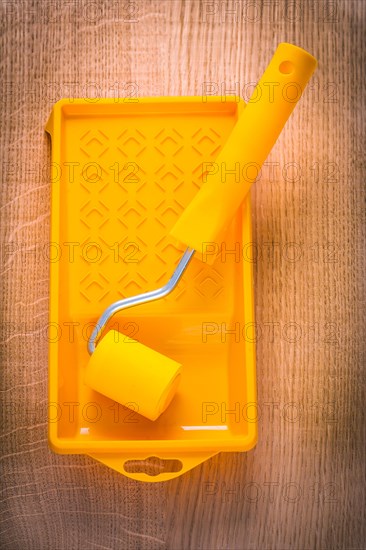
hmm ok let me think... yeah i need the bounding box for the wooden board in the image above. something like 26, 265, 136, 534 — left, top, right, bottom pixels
1, 1, 365, 548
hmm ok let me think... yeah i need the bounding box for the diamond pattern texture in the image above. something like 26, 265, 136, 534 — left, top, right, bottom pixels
60, 102, 240, 318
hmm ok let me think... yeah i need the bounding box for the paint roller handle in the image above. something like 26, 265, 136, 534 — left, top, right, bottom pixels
170, 43, 317, 252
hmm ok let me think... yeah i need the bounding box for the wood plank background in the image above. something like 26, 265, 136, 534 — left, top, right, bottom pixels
1, 1, 365, 548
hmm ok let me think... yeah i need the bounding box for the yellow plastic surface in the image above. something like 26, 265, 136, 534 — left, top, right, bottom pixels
46, 95, 257, 481
84, 330, 182, 421
171, 43, 317, 252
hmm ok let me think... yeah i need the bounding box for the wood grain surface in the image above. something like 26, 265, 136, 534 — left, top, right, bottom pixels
1, 1, 365, 548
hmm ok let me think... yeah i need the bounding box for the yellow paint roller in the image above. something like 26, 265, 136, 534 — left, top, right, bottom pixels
84, 43, 317, 422
85, 331, 182, 421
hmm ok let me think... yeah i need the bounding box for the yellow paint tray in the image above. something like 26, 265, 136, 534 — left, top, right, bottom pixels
46, 96, 257, 481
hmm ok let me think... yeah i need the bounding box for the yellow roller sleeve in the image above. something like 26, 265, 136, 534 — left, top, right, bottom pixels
84, 330, 182, 421
170, 43, 317, 252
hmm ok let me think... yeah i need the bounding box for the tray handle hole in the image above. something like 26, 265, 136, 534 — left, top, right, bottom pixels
123, 456, 183, 477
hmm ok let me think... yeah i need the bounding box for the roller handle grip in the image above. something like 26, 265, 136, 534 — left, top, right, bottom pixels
170, 43, 317, 252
